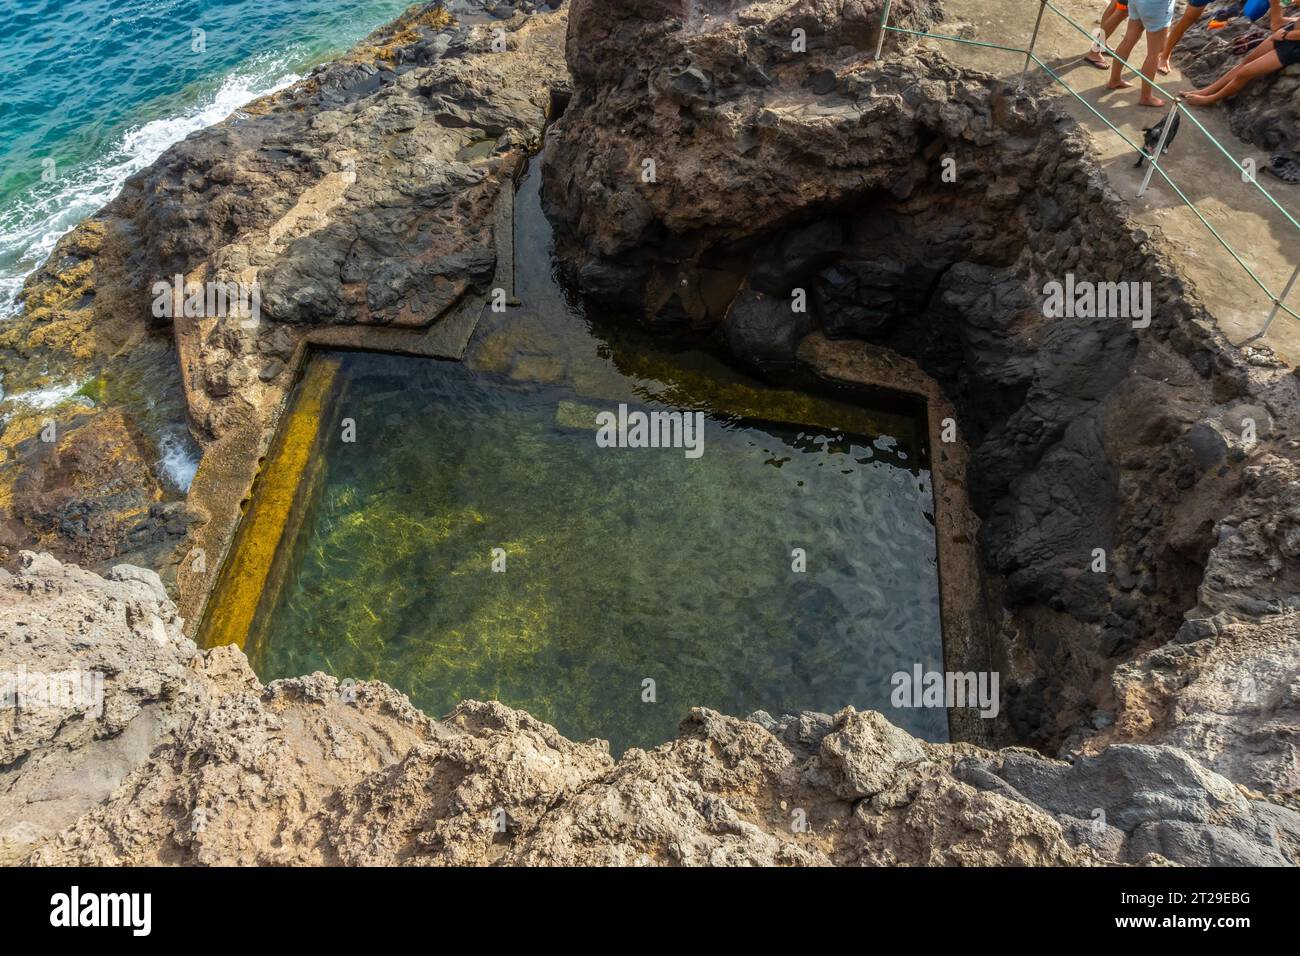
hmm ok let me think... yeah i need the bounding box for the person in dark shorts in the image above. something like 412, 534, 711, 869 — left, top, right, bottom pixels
1161, 0, 1296, 74
1158, 0, 1212, 74
1184, 22, 1300, 103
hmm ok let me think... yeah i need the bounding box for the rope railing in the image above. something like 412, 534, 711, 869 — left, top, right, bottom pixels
876, 0, 1300, 341
1044, 0, 1300, 231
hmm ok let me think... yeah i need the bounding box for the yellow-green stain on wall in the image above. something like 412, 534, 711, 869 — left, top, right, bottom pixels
199, 354, 341, 650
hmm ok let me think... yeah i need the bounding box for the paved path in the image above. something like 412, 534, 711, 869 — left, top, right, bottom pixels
900, 0, 1300, 364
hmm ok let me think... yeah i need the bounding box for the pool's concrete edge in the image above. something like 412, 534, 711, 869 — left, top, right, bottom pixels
798, 331, 1001, 747
176, 182, 516, 640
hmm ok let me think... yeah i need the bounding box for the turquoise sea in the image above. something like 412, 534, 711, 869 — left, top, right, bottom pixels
0, 0, 427, 319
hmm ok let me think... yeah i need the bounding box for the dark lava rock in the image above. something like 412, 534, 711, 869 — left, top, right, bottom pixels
813, 257, 938, 339
808, 69, 837, 95
1184, 422, 1228, 471
722, 289, 811, 365
748, 220, 843, 296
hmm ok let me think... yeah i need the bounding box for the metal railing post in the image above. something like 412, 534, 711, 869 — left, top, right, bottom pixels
1136, 102, 1181, 198
1248, 262, 1300, 343
1018, 1, 1048, 92
875, 0, 894, 59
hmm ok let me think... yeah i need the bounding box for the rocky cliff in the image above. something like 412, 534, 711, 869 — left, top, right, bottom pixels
5, 553, 1297, 866
1, 0, 1299, 867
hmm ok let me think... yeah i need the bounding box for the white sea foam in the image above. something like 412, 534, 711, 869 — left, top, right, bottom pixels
2, 380, 86, 410
0, 52, 302, 321
156, 426, 201, 493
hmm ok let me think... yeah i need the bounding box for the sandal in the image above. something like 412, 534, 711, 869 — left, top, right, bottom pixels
1232, 30, 1268, 55
1264, 154, 1300, 183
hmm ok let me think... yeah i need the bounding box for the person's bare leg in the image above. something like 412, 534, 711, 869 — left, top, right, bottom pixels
1109, 19, 1145, 88
1196, 32, 1289, 92
1190, 30, 1279, 87
1190, 70, 1235, 98
1184, 50, 1284, 104
1160, 6, 1205, 73
1103, 6, 1129, 40
1249, 32, 1289, 68
1087, 2, 1128, 66
1139, 27, 1170, 105
1269, 0, 1298, 31
1240, 26, 1291, 65
1185, 57, 1250, 99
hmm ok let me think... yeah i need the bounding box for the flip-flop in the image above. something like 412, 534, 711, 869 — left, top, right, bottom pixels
1084, 53, 1110, 69
1232, 31, 1267, 54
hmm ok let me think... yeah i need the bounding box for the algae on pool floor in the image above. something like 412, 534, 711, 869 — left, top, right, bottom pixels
237, 347, 945, 753
211, 158, 947, 754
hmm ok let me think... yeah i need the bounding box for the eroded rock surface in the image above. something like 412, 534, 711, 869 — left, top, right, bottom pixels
0, 552, 199, 863
0, 2, 568, 586
7, 555, 1297, 866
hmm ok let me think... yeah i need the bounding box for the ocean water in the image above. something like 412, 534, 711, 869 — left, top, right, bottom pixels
0, 0, 423, 320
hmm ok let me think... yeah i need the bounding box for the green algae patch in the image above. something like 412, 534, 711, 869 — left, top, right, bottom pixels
345, 3, 454, 66
199, 355, 341, 650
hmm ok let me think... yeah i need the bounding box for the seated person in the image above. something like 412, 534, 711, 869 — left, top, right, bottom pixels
1161, 0, 1297, 74
1183, 21, 1300, 103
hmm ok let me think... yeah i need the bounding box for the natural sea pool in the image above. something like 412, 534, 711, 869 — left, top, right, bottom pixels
212, 161, 947, 753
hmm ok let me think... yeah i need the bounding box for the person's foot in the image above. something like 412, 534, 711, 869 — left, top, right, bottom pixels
1139, 96, 1167, 108
1107, 77, 1134, 89
1085, 50, 1109, 68
1183, 91, 1213, 106
1156, 54, 1171, 75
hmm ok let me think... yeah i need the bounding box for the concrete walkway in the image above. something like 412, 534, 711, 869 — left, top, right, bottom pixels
903, 0, 1300, 365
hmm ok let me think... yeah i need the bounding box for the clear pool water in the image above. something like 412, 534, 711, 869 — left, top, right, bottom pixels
230, 161, 947, 753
